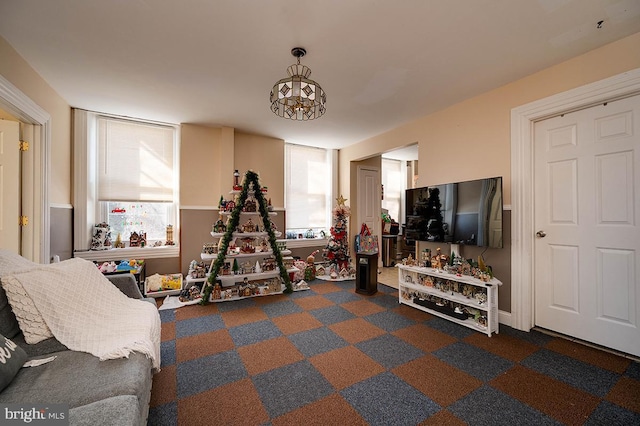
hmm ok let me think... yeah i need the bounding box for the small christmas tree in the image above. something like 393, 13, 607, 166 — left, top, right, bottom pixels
323, 195, 350, 272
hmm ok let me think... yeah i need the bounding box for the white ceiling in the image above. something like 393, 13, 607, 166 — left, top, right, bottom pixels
1, 0, 639, 150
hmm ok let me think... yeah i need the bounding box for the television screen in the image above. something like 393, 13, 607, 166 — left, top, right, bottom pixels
404, 177, 503, 248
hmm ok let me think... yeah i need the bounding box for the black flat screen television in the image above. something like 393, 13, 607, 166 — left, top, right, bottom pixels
404, 176, 503, 248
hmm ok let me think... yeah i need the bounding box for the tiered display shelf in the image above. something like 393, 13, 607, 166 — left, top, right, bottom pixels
198, 171, 302, 303
397, 264, 501, 336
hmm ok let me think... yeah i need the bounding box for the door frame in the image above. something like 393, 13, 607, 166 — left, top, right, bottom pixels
510, 67, 640, 332
0, 74, 51, 263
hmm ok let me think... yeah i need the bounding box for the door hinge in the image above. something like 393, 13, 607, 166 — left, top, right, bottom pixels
19, 140, 29, 151
19, 216, 29, 227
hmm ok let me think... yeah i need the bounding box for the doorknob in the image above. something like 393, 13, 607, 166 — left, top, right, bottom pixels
536, 230, 546, 238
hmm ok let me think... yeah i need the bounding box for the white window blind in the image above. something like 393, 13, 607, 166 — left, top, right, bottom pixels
382, 158, 402, 222
97, 118, 175, 202
285, 144, 331, 230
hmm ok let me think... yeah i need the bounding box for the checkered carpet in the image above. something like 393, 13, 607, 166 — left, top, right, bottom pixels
148, 280, 640, 425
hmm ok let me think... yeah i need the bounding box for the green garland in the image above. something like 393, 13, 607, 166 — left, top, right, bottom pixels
201, 170, 292, 304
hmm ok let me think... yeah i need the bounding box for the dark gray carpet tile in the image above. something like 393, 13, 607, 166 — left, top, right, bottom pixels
425, 317, 477, 339
584, 400, 640, 426
521, 348, 619, 397
365, 310, 416, 332
177, 350, 247, 398
175, 314, 226, 338
625, 360, 640, 379
341, 371, 440, 425
369, 293, 401, 309
309, 304, 356, 325
449, 385, 561, 426
377, 283, 397, 294
260, 299, 303, 318
433, 341, 513, 382
322, 289, 362, 304
287, 287, 318, 299
159, 309, 175, 323
228, 319, 283, 347
148, 402, 177, 426
214, 297, 257, 312
288, 327, 349, 357
160, 340, 176, 367
503, 325, 554, 346
252, 360, 334, 418
356, 334, 424, 369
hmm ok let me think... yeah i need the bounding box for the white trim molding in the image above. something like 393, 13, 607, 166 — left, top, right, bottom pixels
510, 67, 640, 332
73, 245, 180, 261
0, 74, 51, 264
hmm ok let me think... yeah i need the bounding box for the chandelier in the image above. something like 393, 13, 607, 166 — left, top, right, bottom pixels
270, 47, 326, 121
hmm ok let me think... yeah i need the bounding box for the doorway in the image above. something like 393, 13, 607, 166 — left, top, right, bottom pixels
0, 74, 51, 262
533, 95, 640, 357
511, 67, 640, 356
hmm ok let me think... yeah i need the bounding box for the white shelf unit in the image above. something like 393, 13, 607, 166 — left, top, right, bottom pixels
397, 264, 501, 337
201, 188, 300, 302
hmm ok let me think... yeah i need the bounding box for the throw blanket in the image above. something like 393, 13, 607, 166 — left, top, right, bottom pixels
3, 258, 160, 370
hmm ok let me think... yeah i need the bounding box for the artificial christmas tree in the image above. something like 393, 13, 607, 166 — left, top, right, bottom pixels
323, 195, 351, 272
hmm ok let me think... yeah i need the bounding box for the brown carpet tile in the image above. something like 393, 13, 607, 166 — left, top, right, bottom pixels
150, 280, 640, 425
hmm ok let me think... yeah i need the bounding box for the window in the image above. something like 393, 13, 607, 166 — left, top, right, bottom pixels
284, 143, 334, 238
96, 117, 177, 244
382, 158, 403, 223
73, 110, 179, 257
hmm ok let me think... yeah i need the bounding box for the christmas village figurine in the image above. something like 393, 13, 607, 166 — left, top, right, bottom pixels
240, 237, 256, 254
233, 169, 241, 190
90, 222, 112, 250
114, 233, 125, 249
213, 218, 226, 234
304, 250, 319, 281
129, 231, 147, 248
165, 225, 175, 245
243, 198, 257, 212
241, 218, 257, 233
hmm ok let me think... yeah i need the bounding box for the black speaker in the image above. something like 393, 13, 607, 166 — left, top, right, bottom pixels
356, 253, 378, 295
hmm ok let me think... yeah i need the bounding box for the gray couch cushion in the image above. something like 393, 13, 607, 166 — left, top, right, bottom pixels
0, 334, 27, 392
0, 287, 20, 339
11, 333, 68, 358
69, 395, 140, 426
0, 350, 152, 420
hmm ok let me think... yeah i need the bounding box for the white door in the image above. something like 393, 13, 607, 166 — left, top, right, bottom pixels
0, 120, 20, 253
357, 165, 380, 251
534, 95, 640, 357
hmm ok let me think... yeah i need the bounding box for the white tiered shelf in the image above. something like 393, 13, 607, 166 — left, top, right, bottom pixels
397, 264, 501, 337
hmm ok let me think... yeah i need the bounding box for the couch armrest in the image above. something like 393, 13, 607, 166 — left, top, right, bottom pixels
106, 274, 143, 299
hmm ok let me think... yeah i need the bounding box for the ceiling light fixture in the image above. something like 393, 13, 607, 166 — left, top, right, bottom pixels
270, 47, 326, 121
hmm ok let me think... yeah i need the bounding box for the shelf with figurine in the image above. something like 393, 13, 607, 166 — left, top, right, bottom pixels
397, 248, 501, 337
199, 170, 294, 303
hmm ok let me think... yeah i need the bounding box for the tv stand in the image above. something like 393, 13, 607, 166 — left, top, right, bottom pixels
397, 264, 501, 336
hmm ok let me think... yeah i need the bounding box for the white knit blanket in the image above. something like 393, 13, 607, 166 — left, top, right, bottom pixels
4, 258, 161, 370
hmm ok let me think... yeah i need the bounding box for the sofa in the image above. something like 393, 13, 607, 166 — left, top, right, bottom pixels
0, 251, 159, 426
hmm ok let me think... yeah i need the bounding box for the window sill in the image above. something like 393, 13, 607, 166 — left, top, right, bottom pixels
279, 238, 328, 249
73, 245, 180, 261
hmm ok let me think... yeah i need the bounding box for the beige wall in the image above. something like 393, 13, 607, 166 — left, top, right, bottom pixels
339, 32, 640, 207
180, 124, 222, 206
179, 125, 285, 274
0, 36, 71, 205
339, 32, 640, 313
180, 125, 285, 207
234, 132, 285, 208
